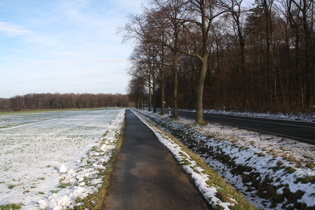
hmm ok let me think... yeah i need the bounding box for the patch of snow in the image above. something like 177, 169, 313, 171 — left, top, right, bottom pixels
59, 164, 68, 174
38, 200, 48, 209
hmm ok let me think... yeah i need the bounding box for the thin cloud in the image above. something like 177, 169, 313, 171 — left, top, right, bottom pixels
0, 22, 57, 45
0, 21, 31, 36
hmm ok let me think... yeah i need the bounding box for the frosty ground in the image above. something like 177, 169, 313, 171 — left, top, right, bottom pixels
1, 108, 314, 209
0, 109, 125, 209
135, 109, 315, 209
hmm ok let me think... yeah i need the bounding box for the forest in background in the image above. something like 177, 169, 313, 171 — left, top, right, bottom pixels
0, 93, 129, 111
124, 0, 315, 122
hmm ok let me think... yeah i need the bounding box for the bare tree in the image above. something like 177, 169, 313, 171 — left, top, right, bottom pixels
178, 0, 226, 123
122, 0, 315, 115
150, 0, 226, 123
146, 0, 190, 118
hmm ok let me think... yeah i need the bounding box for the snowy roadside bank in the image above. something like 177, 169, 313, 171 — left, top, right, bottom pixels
0, 109, 125, 209
184, 109, 315, 123
132, 110, 245, 210
132, 110, 235, 209
135, 109, 315, 209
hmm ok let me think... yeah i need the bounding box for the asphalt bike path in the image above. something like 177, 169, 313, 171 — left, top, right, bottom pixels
103, 109, 211, 209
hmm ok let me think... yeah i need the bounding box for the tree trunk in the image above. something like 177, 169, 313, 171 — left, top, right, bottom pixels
173, 51, 178, 118
264, 1, 273, 106
161, 61, 165, 115
153, 73, 157, 113
240, 39, 247, 107
302, 0, 311, 107
148, 77, 152, 111
195, 55, 207, 124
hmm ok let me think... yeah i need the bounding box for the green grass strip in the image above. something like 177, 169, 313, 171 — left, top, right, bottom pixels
0, 203, 22, 210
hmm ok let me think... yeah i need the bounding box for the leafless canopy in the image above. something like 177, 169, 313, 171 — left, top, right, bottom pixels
123, 0, 315, 118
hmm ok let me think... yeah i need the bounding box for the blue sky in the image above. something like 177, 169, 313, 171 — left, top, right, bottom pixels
0, 0, 145, 98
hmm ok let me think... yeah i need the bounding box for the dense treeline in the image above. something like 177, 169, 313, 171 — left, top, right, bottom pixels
0, 93, 129, 111
124, 0, 315, 123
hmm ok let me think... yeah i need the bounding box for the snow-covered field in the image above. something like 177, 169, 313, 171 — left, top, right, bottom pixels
136, 109, 315, 209
0, 109, 125, 209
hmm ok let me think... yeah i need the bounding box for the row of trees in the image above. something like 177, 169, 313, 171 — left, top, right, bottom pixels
124, 0, 315, 123
0, 93, 129, 111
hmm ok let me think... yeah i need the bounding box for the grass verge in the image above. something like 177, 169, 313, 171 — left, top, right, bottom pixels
73, 115, 125, 210
141, 114, 257, 210
138, 110, 315, 209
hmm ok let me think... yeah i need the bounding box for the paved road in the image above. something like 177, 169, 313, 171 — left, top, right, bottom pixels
103, 109, 211, 210
178, 111, 315, 145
